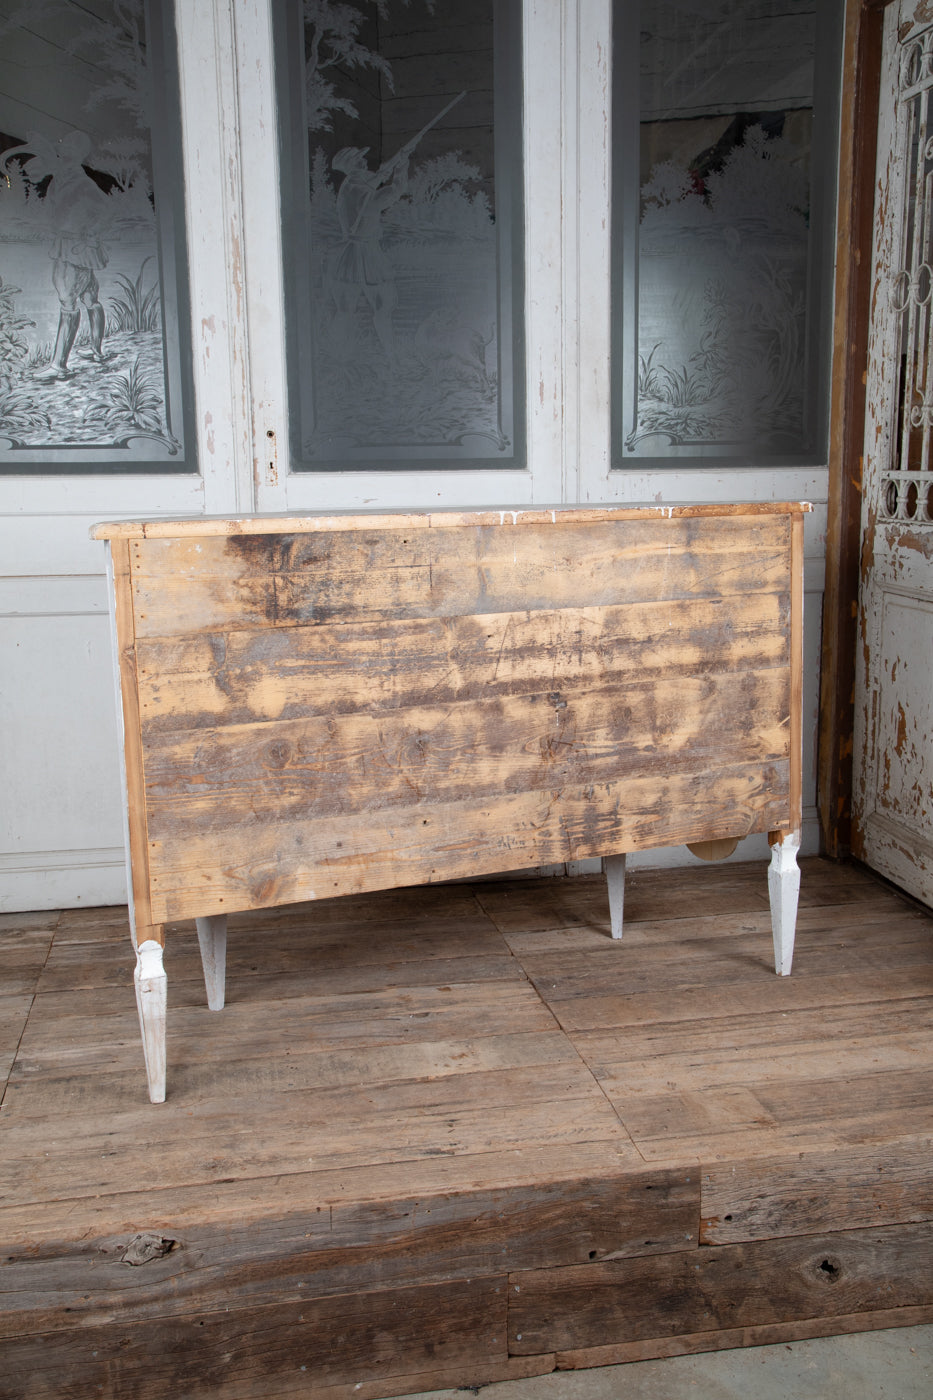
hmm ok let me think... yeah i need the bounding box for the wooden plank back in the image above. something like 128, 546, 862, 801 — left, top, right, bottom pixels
95, 506, 807, 926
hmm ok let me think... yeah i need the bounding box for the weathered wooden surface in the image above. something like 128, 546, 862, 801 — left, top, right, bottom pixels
1, 858, 931, 1398
509, 1223, 933, 1355
97, 506, 806, 928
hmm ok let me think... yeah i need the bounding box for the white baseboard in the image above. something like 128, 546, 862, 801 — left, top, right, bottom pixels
0, 847, 126, 913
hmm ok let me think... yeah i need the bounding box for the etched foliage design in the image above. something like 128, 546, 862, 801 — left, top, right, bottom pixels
285, 0, 520, 467
881, 25, 933, 525
620, 0, 824, 461
634, 125, 810, 450
0, 0, 184, 465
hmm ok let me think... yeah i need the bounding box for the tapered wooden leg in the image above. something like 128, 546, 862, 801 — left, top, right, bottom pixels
768, 830, 801, 976
134, 939, 167, 1103
603, 853, 627, 940
196, 914, 227, 1011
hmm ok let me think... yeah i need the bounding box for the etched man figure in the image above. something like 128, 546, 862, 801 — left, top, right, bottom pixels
327, 145, 410, 358
2, 130, 110, 380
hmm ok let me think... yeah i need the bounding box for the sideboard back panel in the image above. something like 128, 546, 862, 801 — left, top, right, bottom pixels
104, 509, 800, 925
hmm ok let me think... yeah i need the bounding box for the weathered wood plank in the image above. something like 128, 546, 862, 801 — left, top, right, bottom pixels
789, 510, 805, 829
8, 979, 558, 1082
0, 1169, 697, 1337
0, 1072, 632, 1204
498, 897, 933, 956
537, 965, 933, 1034
516, 910, 933, 999
4, 1028, 579, 1119
134, 591, 790, 733
108, 538, 158, 937
0, 1137, 648, 1253
574, 999, 933, 1100
0, 929, 55, 997
553, 1305, 933, 1374
609, 1068, 933, 1163
700, 1140, 933, 1244
128, 515, 791, 636
90, 500, 812, 541
0, 995, 34, 1084
145, 762, 791, 923
32, 924, 517, 995
508, 1222, 933, 1354
0, 1276, 509, 1399
140, 669, 791, 838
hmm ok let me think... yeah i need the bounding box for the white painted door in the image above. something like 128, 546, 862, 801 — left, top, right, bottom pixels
0, 2, 254, 912
0, 0, 842, 912
244, 0, 585, 516
853, 0, 933, 907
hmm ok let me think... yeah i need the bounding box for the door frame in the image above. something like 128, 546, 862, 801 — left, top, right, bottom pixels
818, 0, 895, 859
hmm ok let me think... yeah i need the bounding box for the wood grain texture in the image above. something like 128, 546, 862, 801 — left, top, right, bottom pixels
818, 0, 883, 860
134, 592, 789, 732
99, 505, 804, 928
0, 1276, 510, 1399
108, 539, 160, 943
126, 515, 792, 637
1, 858, 929, 1399
552, 1305, 933, 1374
700, 1140, 933, 1243
508, 1222, 933, 1354
145, 763, 790, 923
0, 1172, 697, 1339
91, 500, 813, 541
139, 669, 790, 833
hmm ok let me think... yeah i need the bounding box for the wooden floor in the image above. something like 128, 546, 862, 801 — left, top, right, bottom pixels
1, 857, 932, 1399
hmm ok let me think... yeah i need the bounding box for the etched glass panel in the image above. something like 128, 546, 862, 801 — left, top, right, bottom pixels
882, 24, 933, 526
0, 0, 192, 473
612, 0, 841, 465
274, 0, 524, 471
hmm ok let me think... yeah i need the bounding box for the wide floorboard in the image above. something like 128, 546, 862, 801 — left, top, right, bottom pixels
1, 857, 931, 1399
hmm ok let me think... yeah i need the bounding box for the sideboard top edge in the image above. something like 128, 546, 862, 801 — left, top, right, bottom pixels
90, 501, 813, 541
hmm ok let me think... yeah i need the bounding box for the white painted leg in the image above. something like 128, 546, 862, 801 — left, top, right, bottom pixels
134, 939, 167, 1103
603, 853, 627, 940
768, 831, 801, 976
196, 914, 227, 1011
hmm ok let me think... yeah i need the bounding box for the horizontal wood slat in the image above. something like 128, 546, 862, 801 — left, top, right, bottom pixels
135, 593, 790, 734
508, 1222, 933, 1355
140, 669, 790, 838
90, 499, 812, 541
128, 515, 791, 637
146, 762, 790, 923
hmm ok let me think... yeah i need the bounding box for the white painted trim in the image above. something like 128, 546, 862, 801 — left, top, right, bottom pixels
576, 0, 614, 498
232, 0, 290, 510
174, 0, 255, 516
249, 0, 572, 512
0, 848, 126, 913
0, 577, 108, 616
522, 0, 567, 505
769, 831, 801, 976
135, 939, 167, 1103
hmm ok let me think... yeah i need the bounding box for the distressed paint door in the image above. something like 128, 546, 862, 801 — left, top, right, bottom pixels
0, 1, 254, 913
853, 0, 933, 907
